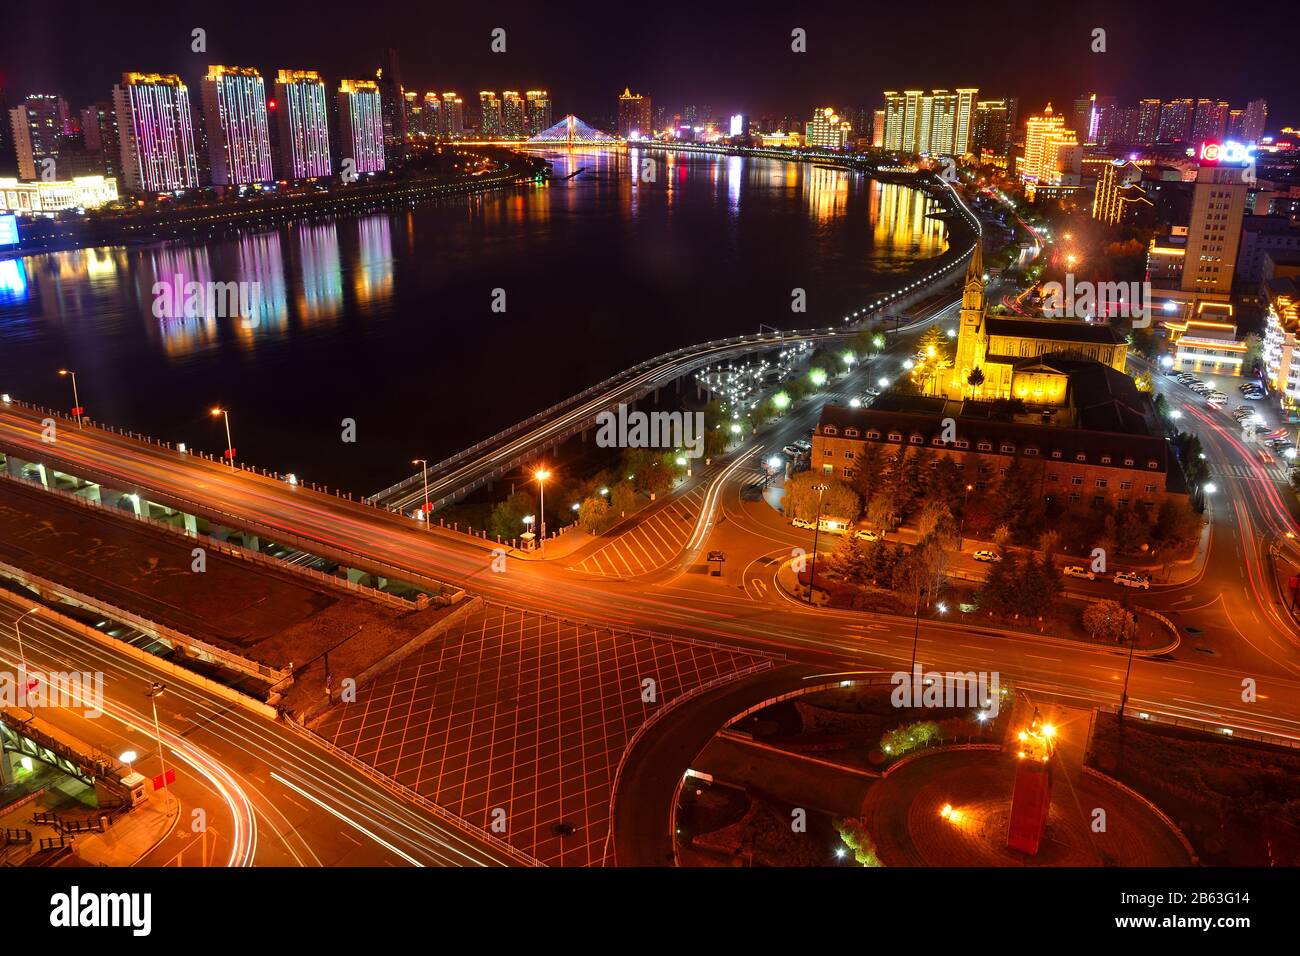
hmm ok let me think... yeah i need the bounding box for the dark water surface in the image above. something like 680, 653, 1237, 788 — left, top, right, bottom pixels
0, 148, 949, 491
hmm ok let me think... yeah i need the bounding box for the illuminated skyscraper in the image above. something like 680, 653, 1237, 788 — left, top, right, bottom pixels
376, 48, 406, 164
617, 88, 651, 139
1020, 104, 1078, 185
1242, 99, 1268, 144
80, 101, 120, 182
112, 73, 200, 193
882, 88, 978, 155
274, 70, 331, 180
1158, 98, 1194, 143
440, 93, 464, 137
479, 92, 502, 137
8, 93, 70, 180
525, 91, 552, 136
1182, 159, 1249, 296
1135, 99, 1162, 146
805, 107, 851, 150
973, 98, 1013, 157
423, 93, 442, 137
501, 91, 525, 138
1191, 99, 1229, 143
337, 79, 385, 174
201, 66, 273, 186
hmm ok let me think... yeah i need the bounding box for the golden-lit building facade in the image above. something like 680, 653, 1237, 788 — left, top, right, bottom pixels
946, 248, 1128, 401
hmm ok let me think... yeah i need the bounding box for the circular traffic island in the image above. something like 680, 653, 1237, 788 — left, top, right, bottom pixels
860, 748, 1194, 866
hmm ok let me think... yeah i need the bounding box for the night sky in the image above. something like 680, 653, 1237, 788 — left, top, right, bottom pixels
3, 0, 1294, 129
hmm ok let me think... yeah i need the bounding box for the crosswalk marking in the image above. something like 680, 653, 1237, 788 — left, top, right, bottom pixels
569, 485, 708, 578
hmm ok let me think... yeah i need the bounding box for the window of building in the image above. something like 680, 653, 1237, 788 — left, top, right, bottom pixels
822, 464, 833, 474
824, 449, 832, 456
1120, 481, 1132, 490
1025, 447, 1039, 456
888, 431, 902, 442
1068, 492, 1081, 504
1147, 460, 1159, 469
1051, 450, 1062, 459
1000, 443, 1015, 453
1101, 455, 1112, 464
1118, 498, 1129, 507
1124, 457, 1134, 466
845, 428, 860, 438
910, 434, 924, 445
1047, 473, 1059, 482
844, 468, 854, 478
1144, 483, 1156, 492
956, 439, 970, 449
844, 451, 855, 459
867, 430, 880, 440
1096, 478, 1108, 488
977, 441, 993, 451
1070, 476, 1083, 486
1076, 453, 1087, 462
823, 426, 838, 436
1093, 495, 1106, 508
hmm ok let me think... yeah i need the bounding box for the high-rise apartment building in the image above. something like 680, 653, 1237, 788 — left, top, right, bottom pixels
524, 91, 552, 136
8, 94, 70, 180
112, 73, 201, 193
881, 87, 978, 155
973, 98, 1016, 157
1192, 99, 1229, 143
1092, 159, 1150, 225
80, 101, 120, 182
1182, 161, 1249, 296
617, 88, 652, 138
422, 93, 442, 137
1020, 104, 1079, 185
1158, 98, 1195, 143
1136, 99, 1162, 146
376, 48, 406, 164
1242, 99, 1268, 144
478, 92, 502, 137
337, 79, 385, 174
201, 66, 273, 186
440, 93, 464, 137
502, 91, 526, 138
274, 70, 331, 180
805, 107, 851, 150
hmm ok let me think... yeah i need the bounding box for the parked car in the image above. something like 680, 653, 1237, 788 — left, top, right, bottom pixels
1114, 571, 1151, 590
782, 445, 804, 458
854, 528, 880, 542
793, 439, 812, 452
1062, 565, 1096, 581
1242, 392, 1265, 401
973, 550, 1001, 563
791, 516, 816, 529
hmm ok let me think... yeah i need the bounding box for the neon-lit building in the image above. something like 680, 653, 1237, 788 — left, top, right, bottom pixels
274, 70, 331, 180
1019, 104, 1079, 185
337, 80, 385, 174
202, 66, 274, 186
440, 93, 464, 138
1164, 303, 1245, 376
112, 73, 201, 193
478, 92, 502, 137
524, 91, 551, 136
805, 108, 851, 150
1263, 278, 1300, 398
617, 88, 651, 139
882, 88, 979, 156
501, 91, 525, 139
0, 175, 119, 213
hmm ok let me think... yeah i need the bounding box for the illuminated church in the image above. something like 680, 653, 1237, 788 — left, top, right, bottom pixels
943, 245, 1128, 404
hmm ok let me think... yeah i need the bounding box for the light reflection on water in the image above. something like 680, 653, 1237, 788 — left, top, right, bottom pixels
0, 149, 951, 488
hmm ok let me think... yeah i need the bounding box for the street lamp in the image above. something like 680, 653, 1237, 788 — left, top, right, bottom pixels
13, 606, 39, 691
58, 369, 84, 428
806, 484, 829, 605
211, 407, 234, 467
534, 468, 550, 556
412, 459, 430, 529
957, 483, 974, 551
145, 682, 174, 810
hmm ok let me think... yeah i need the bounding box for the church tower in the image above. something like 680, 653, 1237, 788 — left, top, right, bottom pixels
949, 243, 986, 398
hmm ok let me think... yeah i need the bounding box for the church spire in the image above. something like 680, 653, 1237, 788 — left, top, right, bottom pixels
962, 242, 985, 313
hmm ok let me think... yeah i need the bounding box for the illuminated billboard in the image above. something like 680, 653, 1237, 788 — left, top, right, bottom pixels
1198, 140, 1255, 164
0, 214, 18, 246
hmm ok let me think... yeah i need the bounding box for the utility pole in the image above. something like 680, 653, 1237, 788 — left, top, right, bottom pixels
806, 484, 828, 604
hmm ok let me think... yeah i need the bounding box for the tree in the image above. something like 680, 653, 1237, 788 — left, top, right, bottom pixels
1083, 599, 1138, 643
609, 481, 637, 519
881, 720, 941, 756
577, 495, 611, 534
1243, 333, 1264, 373
866, 490, 901, 535
917, 325, 951, 362
783, 472, 861, 523
1039, 529, 1060, 558
967, 366, 985, 399
848, 442, 887, 502
824, 536, 871, 587
836, 817, 882, 867
489, 491, 535, 540
991, 523, 1012, 551
1153, 497, 1200, 550
1134, 371, 1154, 393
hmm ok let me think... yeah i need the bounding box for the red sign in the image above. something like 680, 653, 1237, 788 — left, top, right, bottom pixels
151, 769, 176, 790
222, 448, 237, 459
70, 406, 84, 417
421, 502, 434, 513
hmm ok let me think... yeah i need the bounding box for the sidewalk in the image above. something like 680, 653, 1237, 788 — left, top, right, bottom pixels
74, 794, 179, 866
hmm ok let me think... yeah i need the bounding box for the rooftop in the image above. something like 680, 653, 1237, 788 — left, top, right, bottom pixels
982, 316, 1127, 345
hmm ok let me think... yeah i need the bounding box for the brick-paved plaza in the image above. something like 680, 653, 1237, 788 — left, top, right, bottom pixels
316, 603, 775, 865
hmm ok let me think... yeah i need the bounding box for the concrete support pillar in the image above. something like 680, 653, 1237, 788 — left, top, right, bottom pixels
0, 749, 17, 786
7, 455, 27, 478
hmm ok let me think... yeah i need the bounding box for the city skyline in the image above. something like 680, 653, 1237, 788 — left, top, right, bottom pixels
4, 3, 1297, 129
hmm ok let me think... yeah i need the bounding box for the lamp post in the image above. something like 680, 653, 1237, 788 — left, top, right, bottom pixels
806, 483, 828, 604
1118, 613, 1138, 725
13, 606, 39, 692
211, 407, 234, 467
957, 483, 974, 551
412, 458, 430, 529
145, 682, 174, 810
58, 369, 83, 428
534, 468, 550, 556
909, 582, 926, 676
